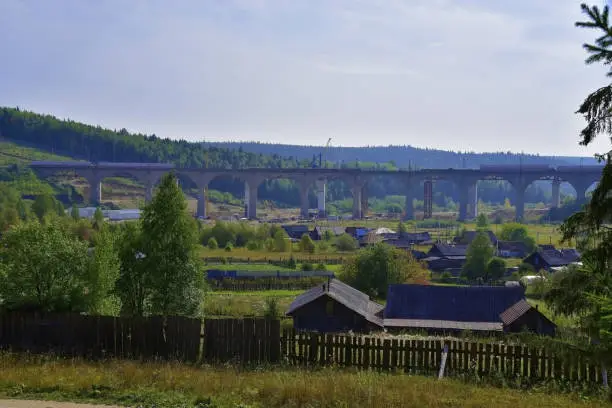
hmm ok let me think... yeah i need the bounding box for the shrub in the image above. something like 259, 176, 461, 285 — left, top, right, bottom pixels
315, 263, 327, 271
440, 271, 453, 283
299, 234, 316, 253
263, 298, 280, 319
246, 240, 260, 251
335, 233, 358, 251
224, 242, 233, 252
207, 237, 219, 250
301, 262, 314, 271
287, 256, 297, 269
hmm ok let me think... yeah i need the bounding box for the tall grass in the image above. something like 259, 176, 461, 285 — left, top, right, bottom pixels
0, 354, 607, 408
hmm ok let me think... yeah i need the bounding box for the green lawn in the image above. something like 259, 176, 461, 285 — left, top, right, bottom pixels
205, 263, 295, 271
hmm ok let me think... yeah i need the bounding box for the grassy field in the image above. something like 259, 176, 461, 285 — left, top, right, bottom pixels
199, 246, 355, 262
203, 290, 300, 318
0, 354, 607, 408
0, 141, 74, 165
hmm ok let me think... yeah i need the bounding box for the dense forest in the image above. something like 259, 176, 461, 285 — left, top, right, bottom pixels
0, 107, 579, 208
202, 142, 599, 169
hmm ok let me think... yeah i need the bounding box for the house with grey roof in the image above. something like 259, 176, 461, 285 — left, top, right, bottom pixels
286, 279, 384, 333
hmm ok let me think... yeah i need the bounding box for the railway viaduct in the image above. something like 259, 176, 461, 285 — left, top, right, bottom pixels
28, 161, 604, 222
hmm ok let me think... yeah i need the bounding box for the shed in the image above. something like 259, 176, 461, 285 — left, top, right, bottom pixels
382, 284, 555, 336
499, 299, 556, 336
286, 279, 384, 333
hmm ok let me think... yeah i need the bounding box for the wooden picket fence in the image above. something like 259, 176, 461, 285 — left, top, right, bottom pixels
281, 330, 603, 383
204, 318, 280, 363
0, 312, 604, 384
0, 312, 280, 364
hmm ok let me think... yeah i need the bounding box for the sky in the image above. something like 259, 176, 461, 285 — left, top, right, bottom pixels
0, 0, 610, 157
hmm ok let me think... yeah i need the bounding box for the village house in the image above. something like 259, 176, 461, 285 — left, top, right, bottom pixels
310, 226, 346, 241
287, 280, 556, 336
454, 230, 498, 246
427, 243, 469, 258
282, 224, 310, 240
345, 226, 369, 240
286, 279, 384, 333
400, 231, 433, 245
496, 241, 531, 258
382, 231, 433, 250
523, 248, 581, 272
383, 284, 556, 336
423, 243, 468, 272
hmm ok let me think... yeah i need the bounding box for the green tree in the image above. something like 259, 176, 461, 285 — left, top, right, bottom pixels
323, 229, 334, 241
210, 221, 236, 247
397, 221, 407, 235
71, 204, 80, 221
93, 207, 104, 230
115, 222, 150, 317
0, 219, 90, 312
32, 194, 61, 221
462, 231, 494, 280
518, 262, 536, 276
207, 237, 219, 250
476, 213, 489, 229
342, 243, 429, 299
486, 257, 507, 281
544, 3, 612, 366
335, 233, 359, 251
299, 234, 316, 253
499, 223, 536, 252
0, 185, 24, 230
273, 229, 289, 252
87, 227, 121, 315
140, 173, 203, 317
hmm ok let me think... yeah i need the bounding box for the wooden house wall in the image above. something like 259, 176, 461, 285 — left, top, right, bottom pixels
290, 296, 376, 333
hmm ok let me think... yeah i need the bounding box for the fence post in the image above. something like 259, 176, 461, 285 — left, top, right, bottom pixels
438, 343, 449, 380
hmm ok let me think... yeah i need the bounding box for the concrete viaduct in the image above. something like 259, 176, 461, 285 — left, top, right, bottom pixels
29, 161, 604, 222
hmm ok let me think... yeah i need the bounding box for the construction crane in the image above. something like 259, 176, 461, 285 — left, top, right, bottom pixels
321, 138, 332, 168
204, 151, 210, 217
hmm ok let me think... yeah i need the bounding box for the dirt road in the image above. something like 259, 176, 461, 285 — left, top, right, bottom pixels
0, 401, 121, 408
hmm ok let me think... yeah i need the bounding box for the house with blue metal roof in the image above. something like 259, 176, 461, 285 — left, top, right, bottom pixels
383, 284, 555, 336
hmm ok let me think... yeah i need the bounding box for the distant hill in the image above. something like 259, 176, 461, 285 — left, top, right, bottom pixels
201, 142, 598, 169
0, 106, 587, 210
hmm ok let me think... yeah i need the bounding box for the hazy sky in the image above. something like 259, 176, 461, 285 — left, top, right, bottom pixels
0, 0, 610, 156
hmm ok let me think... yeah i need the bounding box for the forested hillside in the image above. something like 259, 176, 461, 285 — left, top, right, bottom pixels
0, 107, 576, 209
202, 142, 599, 169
